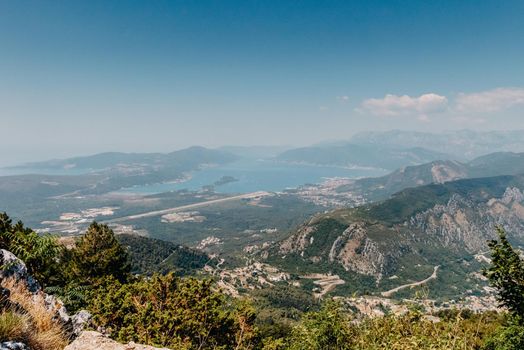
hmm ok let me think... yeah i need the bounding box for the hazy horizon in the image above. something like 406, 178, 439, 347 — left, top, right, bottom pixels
1, 1, 524, 166
3, 128, 524, 168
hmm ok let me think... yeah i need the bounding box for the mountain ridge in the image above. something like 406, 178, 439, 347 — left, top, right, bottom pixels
275, 144, 453, 171
262, 174, 524, 298
335, 152, 524, 203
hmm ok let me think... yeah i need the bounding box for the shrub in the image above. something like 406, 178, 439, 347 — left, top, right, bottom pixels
351, 311, 499, 350
88, 273, 257, 349
0, 212, 63, 287
287, 300, 354, 350
283, 303, 501, 350
483, 324, 524, 350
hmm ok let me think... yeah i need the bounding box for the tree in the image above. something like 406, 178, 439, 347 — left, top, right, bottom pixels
69, 222, 130, 284
483, 226, 524, 322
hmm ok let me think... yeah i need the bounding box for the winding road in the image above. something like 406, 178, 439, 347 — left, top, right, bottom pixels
381, 265, 440, 298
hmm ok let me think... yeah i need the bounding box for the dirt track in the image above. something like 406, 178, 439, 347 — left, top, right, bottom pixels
381, 265, 440, 297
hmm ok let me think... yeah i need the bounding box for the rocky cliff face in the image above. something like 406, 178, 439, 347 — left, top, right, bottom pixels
0, 249, 91, 349
280, 222, 387, 280
409, 188, 524, 253
327, 223, 386, 281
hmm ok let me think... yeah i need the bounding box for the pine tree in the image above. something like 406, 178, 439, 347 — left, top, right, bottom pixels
484, 226, 524, 322
70, 222, 130, 284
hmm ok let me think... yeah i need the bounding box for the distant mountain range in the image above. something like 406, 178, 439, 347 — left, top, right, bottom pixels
275, 130, 524, 171
218, 145, 292, 159
275, 144, 452, 171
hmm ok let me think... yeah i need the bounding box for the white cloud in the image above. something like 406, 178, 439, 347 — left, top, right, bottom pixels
337, 95, 349, 102
455, 87, 524, 114
358, 93, 448, 118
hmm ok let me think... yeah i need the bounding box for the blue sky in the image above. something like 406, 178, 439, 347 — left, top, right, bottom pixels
1, 0, 524, 164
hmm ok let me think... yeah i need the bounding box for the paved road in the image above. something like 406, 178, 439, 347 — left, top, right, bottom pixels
102, 191, 270, 224
381, 265, 440, 297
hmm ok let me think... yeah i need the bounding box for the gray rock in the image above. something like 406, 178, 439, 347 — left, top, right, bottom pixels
0, 249, 40, 292
43, 294, 92, 338
71, 310, 92, 337
0, 342, 30, 350
0, 249, 92, 340
44, 293, 70, 323
64, 331, 170, 350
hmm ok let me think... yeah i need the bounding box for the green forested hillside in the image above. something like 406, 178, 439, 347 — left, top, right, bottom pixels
116, 234, 213, 275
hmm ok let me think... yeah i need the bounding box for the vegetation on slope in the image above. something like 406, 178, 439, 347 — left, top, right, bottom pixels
116, 234, 212, 275
3, 211, 524, 349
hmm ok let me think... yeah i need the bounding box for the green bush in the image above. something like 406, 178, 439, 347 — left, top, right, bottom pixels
0, 212, 63, 287
88, 273, 257, 349
483, 324, 524, 350
287, 300, 353, 350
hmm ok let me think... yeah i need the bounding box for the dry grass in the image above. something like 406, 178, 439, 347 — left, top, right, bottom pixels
0, 311, 29, 340
0, 277, 69, 350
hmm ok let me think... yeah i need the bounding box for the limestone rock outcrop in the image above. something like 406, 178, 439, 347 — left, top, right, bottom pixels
65, 331, 170, 350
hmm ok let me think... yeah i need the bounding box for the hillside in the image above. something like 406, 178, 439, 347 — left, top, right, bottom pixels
335, 152, 524, 202
0, 147, 237, 213
262, 174, 524, 299
116, 234, 213, 276
12, 146, 236, 172
275, 144, 452, 170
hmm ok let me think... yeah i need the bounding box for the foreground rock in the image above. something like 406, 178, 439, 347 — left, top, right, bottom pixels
0, 342, 30, 350
0, 249, 40, 292
65, 331, 170, 350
